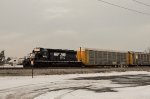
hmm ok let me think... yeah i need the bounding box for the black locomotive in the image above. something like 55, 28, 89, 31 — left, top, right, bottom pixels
23, 47, 81, 68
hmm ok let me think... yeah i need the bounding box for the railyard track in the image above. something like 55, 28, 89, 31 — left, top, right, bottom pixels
0, 66, 150, 76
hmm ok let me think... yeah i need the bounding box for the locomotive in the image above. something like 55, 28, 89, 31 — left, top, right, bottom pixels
23, 47, 150, 68
23, 47, 81, 68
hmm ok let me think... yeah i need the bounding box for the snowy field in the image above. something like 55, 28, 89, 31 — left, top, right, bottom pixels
0, 71, 150, 99
0, 64, 23, 68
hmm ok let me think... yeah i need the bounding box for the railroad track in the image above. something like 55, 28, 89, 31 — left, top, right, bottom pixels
0, 65, 115, 69
0, 66, 149, 76
0, 66, 150, 70
0, 67, 90, 70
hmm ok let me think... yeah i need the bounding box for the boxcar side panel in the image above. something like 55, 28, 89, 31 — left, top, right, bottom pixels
85, 49, 128, 66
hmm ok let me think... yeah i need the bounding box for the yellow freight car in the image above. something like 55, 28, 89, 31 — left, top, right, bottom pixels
77, 48, 150, 66
77, 48, 128, 66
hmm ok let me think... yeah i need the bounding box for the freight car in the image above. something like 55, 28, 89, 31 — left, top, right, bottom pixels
23, 47, 81, 68
77, 48, 127, 66
128, 52, 150, 66
77, 48, 150, 66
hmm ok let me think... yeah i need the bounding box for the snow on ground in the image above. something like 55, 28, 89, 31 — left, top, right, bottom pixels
0, 64, 23, 68
0, 71, 150, 99
0, 71, 149, 90
35, 86, 150, 99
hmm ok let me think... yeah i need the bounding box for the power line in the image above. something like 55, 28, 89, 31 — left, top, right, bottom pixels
132, 0, 150, 7
98, 0, 150, 16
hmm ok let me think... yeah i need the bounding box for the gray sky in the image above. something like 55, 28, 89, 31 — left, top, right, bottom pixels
0, 0, 150, 57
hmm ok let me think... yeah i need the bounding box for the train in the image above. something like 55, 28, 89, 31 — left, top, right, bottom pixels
23, 47, 150, 68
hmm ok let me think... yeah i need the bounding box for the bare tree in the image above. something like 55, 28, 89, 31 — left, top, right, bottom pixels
0, 50, 5, 65
144, 47, 150, 53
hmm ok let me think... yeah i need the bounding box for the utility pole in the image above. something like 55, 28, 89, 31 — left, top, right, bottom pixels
31, 59, 34, 78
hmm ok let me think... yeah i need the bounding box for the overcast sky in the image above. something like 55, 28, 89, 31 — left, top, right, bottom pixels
0, 0, 150, 57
